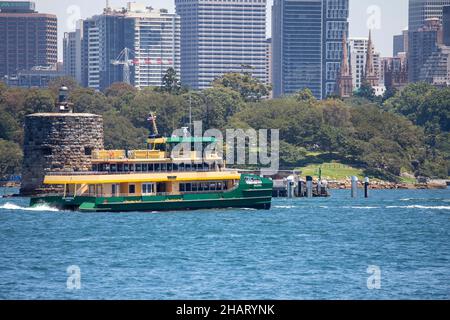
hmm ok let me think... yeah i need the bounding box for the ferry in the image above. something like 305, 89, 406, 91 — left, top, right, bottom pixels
30, 119, 273, 212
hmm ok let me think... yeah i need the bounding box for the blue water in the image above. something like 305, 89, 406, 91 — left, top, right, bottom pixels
0, 187, 449, 300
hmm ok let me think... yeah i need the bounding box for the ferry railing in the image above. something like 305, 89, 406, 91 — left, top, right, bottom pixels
45, 167, 222, 176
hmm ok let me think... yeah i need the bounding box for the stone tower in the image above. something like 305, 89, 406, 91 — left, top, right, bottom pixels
337, 33, 353, 98
20, 87, 104, 196
363, 30, 379, 87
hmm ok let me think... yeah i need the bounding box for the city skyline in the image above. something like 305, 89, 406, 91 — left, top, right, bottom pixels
28, 0, 409, 59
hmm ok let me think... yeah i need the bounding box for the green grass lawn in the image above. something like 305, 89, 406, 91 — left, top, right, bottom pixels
299, 163, 365, 180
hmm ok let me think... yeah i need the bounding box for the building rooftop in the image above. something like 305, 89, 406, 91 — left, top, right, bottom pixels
0, 1, 35, 13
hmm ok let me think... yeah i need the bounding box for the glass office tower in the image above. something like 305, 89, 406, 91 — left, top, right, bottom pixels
272, 0, 349, 99
409, 0, 450, 32
175, 0, 267, 90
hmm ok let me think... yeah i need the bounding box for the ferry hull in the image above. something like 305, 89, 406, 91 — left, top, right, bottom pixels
30, 175, 273, 212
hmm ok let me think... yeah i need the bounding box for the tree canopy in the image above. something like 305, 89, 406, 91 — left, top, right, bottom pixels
0, 75, 447, 180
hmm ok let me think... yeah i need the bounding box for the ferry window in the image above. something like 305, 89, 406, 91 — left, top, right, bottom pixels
173, 164, 179, 171
129, 164, 135, 172
136, 164, 142, 172
179, 164, 185, 172
155, 164, 161, 172
117, 164, 124, 172
192, 183, 198, 192
167, 163, 173, 172
180, 184, 185, 192
161, 164, 167, 171
185, 164, 192, 171
110, 164, 117, 172
142, 164, 148, 172
84, 147, 92, 156
89, 185, 95, 196
204, 163, 210, 171
129, 184, 136, 194
185, 183, 192, 192
92, 164, 98, 172
157, 183, 166, 193
142, 183, 155, 195
149, 164, 154, 172
124, 164, 129, 172
112, 184, 119, 197
105, 164, 110, 172
209, 183, 217, 191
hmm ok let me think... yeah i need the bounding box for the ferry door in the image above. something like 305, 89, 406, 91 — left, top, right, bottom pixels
142, 183, 156, 195
111, 184, 120, 197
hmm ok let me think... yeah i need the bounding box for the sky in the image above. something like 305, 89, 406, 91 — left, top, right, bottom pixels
30, 0, 409, 59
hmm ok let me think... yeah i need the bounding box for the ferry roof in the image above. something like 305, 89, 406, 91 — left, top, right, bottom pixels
44, 172, 240, 185
147, 137, 217, 144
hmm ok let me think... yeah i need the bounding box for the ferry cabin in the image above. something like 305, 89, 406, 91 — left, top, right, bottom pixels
44, 138, 240, 199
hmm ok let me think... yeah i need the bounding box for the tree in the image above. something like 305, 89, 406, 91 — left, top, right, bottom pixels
354, 81, 375, 101
69, 88, 111, 114
0, 139, 23, 177
159, 68, 183, 95
212, 72, 271, 102
201, 87, 244, 129
104, 82, 137, 98
48, 76, 80, 96
103, 111, 148, 150
0, 111, 22, 143
0, 81, 7, 99
23, 89, 55, 117
294, 88, 316, 103
382, 86, 397, 102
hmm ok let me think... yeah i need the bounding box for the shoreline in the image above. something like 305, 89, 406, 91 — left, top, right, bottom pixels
327, 180, 448, 190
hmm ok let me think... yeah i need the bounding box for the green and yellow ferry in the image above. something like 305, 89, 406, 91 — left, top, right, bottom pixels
30, 135, 273, 212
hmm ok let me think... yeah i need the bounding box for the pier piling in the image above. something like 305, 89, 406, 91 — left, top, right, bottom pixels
306, 176, 313, 198
351, 176, 358, 198
364, 177, 370, 198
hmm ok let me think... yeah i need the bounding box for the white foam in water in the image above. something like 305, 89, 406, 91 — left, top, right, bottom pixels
386, 205, 450, 210
0, 202, 60, 212
274, 205, 298, 209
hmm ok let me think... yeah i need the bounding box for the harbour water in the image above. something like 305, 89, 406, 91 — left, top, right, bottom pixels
0, 188, 449, 300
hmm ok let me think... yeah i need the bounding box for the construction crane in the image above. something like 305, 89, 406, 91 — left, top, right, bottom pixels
111, 47, 134, 85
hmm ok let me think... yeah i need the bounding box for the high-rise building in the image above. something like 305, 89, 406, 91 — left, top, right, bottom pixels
443, 6, 450, 45
393, 29, 409, 56
175, 0, 267, 90
63, 21, 84, 84
409, 0, 450, 32
63, 32, 77, 80
265, 38, 273, 89
0, 1, 57, 79
81, 3, 180, 91
272, 0, 349, 99
408, 18, 443, 82
349, 37, 382, 90
393, 34, 405, 57
418, 45, 450, 86
393, 29, 410, 57
82, 11, 128, 91
126, 6, 180, 89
